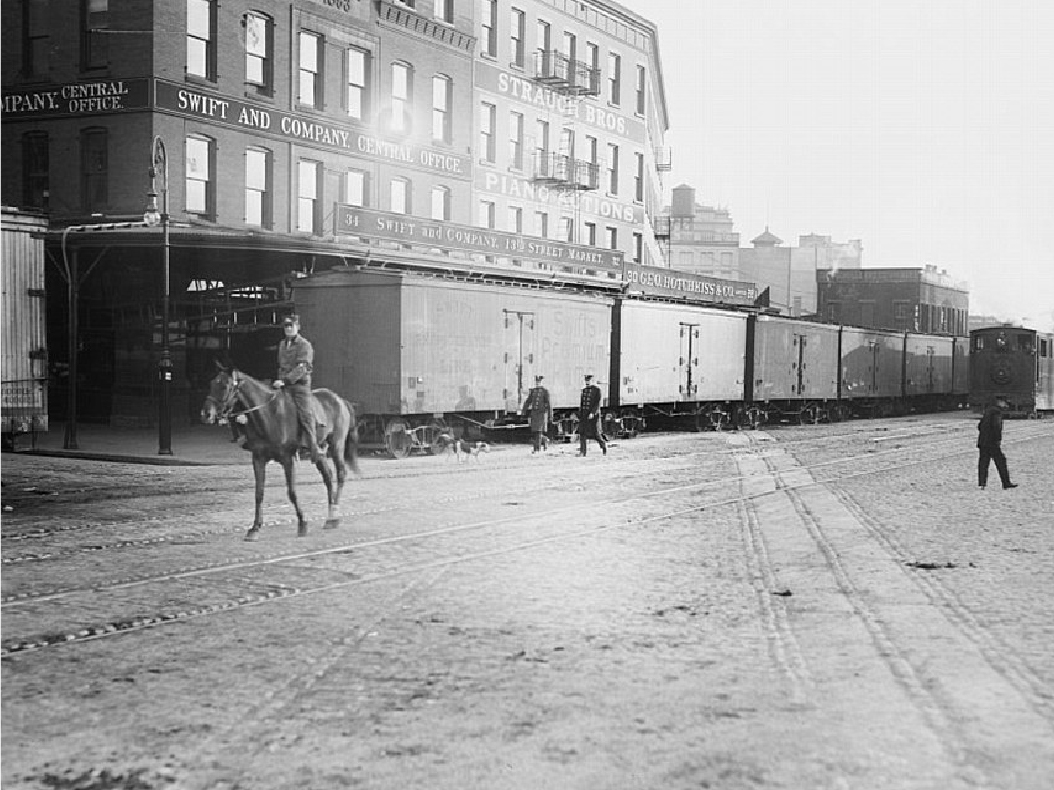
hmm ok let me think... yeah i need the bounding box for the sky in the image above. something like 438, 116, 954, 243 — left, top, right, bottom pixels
620, 0, 1054, 331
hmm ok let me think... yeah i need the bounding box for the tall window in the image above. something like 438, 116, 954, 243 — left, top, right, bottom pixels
507, 206, 522, 233
535, 211, 548, 238
559, 127, 574, 158
586, 42, 599, 76
510, 8, 525, 67
22, 132, 49, 209
185, 135, 212, 216
390, 177, 410, 214
82, 0, 109, 70
632, 231, 643, 262
431, 185, 450, 220
433, 0, 452, 23
608, 51, 621, 105
606, 226, 617, 250
244, 147, 271, 228
559, 216, 574, 243
23, 0, 50, 76
80, 128, 107, 213
345, 169, 368, 206
509, 112, 524, 169
584, 135, 598, 168
635, 64, 646, 115
536, 20, 550, 63
299, 32, 322, 108
584, 221, 596, 246
563, 31, 576, 63
432, 75, 452, 142
391, 62, 412, 132
478, 200, 495, 229
187, 0, 216, 80
346, 48, 369, 119
480, 102, 496, 162
245, 12, 273, 94
634, 151, 644, 201
607, 143, 619, 194
297, 160, 320, 232
535, 119, 549, 157
480, 0, 497, 57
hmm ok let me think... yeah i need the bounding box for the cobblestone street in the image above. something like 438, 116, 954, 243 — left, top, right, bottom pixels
3, 415, 1054, 789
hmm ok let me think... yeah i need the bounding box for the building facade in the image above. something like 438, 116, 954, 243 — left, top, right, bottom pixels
1, 0, 670, 426
817, 264, 969, 336
662, 183, 739, 279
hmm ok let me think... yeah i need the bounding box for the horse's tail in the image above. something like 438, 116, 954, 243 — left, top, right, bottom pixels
343, 398, 361, 475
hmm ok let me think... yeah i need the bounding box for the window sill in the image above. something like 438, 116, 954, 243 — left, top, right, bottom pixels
184, 74, 218, 89
479, 52, 498, 62
245, 88, 275, 102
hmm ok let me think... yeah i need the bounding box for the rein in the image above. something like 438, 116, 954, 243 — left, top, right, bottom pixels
211, 371, 279, 424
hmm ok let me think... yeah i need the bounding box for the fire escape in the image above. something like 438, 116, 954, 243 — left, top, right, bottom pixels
651, 147, 673, 264
530, 49, 601, 248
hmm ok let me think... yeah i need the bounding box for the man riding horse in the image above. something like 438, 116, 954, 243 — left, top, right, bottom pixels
273, 314, 326, 463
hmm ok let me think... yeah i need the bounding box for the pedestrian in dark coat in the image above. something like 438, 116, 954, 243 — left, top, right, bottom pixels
578, 374, 607, 456
522, 375, 552, 453
977, 398, 1017, 489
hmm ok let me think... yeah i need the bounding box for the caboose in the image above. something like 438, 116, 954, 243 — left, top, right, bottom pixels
969, 326, 1051, 417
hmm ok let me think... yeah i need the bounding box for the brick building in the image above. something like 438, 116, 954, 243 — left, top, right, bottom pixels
1, 0, 670, 427
816, 264, 969, 336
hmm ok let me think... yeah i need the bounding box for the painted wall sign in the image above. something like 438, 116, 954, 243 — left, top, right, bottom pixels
154, 80, 469, 178
474, 169, 644, 225
623, 262, 758, 306
334, 204, 624, 270
2, 79, 150, 118
474, 61, 645, 144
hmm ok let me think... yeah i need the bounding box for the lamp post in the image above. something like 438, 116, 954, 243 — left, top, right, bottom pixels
144, 135, 173, 455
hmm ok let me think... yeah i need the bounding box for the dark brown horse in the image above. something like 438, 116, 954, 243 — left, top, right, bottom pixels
201, 365, 360, 540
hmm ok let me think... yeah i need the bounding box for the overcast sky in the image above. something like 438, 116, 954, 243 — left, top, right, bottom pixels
621, 0, 1054, 331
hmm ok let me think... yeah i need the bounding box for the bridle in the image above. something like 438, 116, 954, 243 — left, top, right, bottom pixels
205, 369, 277, 425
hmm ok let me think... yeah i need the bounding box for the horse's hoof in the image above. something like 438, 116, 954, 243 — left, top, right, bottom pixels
323, 518, 340, 530
244, 530, 260, 542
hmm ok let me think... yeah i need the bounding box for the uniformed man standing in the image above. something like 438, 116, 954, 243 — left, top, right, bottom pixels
522, 374, 552, 453
977, 397, 1017, 489
273, 315, 324, 463
578, 373, 607, 456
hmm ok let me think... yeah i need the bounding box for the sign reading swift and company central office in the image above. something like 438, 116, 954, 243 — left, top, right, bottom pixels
334, 205, 624, 270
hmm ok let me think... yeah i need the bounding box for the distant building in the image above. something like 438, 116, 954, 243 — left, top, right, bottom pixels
738, 229, 863, 317
817, 264, 969, 336
661, 184, 739, 276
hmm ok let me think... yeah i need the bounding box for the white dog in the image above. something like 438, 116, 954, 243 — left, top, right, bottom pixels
438, 434, 490, 463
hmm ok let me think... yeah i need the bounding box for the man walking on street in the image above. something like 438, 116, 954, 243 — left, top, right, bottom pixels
977, 397, 1017, 489
522, 374, 552, 453
578, 373, 607, 457
273, 315, 325, 463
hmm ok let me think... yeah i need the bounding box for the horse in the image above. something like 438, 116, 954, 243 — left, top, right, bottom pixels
201, 364, 360, 541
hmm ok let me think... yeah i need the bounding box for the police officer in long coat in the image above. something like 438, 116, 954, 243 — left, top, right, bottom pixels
977, 397, 1017, 489
273, 315, 324, 463
578, 373, 607, 456
522, 374, 552, 453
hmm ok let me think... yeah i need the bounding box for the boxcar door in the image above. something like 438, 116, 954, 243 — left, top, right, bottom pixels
503, 309, 535, 412
678, 323, 700, 400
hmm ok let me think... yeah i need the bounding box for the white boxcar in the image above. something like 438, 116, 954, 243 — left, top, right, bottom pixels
2, 207, 49, 437
751, 315, 840, 403
614, 299, 747, 407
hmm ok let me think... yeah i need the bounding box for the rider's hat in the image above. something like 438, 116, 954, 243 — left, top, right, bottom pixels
282, 314, 300, 327
535, 374, 544, 383
584, 373, 594, 381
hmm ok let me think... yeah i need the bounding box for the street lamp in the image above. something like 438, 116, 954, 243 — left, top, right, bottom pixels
145, 135, 173, 455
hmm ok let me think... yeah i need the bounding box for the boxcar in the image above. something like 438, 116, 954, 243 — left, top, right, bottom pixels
2, 208, 49, 448
903, 333, 962, 411
969, 326, 1039, 416
748, 315, 840, 424
611, 298, 747, 430
295, 268, 613, 455
838, 326, 904, 416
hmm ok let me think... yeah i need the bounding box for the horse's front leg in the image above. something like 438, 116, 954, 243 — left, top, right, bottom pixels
283, 456, 309, 537
321, 445, 341, 530
245, 454, 267, 541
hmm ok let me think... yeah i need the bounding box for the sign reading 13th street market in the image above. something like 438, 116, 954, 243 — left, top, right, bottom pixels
334, 204, 624, 270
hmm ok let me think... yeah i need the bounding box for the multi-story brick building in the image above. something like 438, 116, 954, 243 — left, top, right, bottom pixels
1, 0, 670, 426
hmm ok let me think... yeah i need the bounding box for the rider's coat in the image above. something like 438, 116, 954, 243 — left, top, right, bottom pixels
278, 334, 314, 389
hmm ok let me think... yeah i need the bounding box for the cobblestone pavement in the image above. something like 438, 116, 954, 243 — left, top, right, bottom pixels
2, 414, 1053, 789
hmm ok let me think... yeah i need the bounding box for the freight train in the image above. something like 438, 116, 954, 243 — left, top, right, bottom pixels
968, 325, 1054, 417
296, 265, 969, 457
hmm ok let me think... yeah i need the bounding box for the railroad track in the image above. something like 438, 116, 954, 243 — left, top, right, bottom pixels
5, 422, 1049, 658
